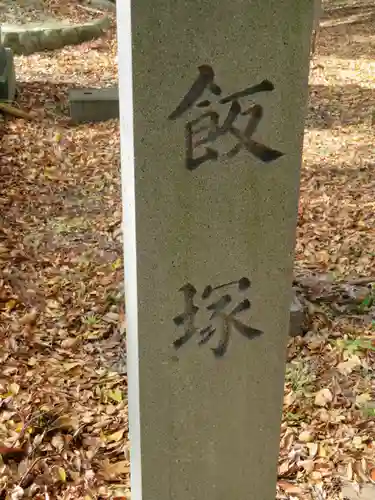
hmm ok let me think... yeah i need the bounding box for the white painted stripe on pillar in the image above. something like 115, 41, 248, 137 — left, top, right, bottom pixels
116, 1, 142, 499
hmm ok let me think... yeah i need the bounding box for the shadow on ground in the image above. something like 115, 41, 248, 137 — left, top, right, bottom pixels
319, 1, 375, 59
306, 83, 374, 129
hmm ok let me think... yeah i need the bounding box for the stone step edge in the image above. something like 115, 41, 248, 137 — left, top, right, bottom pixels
0, 16, 111, 55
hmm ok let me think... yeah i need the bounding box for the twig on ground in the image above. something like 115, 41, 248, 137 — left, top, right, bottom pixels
76, 4, 106, 14
347, 277, 375, 286
0, 102, 35, 120
18, 453, 60, 488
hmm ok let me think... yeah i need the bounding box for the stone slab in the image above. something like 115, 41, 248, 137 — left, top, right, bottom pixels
69, 87, 119, 123
0, 48, 16, 102
117, 1, 315, 500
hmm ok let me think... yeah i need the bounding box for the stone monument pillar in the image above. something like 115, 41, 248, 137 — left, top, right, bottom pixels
117, 1, 314, 499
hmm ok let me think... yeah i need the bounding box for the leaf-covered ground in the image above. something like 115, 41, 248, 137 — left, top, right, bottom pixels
1, 1, 375, 499
279, 3, 375, 499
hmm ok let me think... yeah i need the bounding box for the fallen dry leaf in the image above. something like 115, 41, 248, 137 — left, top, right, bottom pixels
299, 430, 314, 443
0, 446, 27, 464
299, 459, 315, 474
106, 429, 125, 442
278, 480, 304, 496
19, 308, 38, 326
337, 356, 362, 375
99, 459, 130, 480
1, 2, 375, 499
314, 388, 333, 407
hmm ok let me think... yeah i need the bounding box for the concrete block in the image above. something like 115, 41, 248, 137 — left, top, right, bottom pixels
0, 47, 16, 102
289, 291, 305, 337
0, 26, 6, 75
69, 87, 119, 123
0, 46, 6, 75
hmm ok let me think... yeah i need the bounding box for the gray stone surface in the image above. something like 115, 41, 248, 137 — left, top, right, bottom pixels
0, 16, 110, 55
289, 291, 305, 337
69, 87, 119, 123
86, 0, 117, 12
118, 1, 315, 500
0, 26, 6, 75
0, 47, 16, 102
